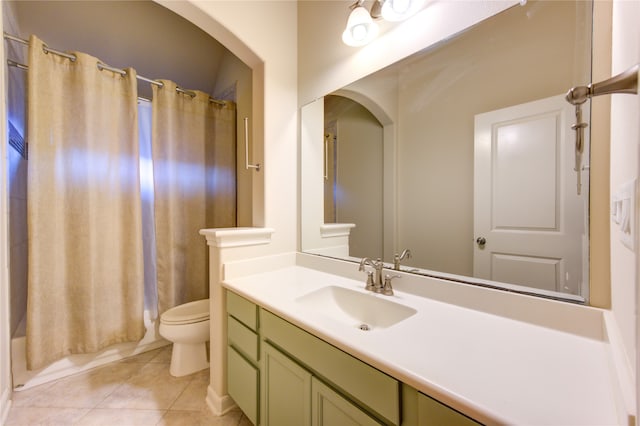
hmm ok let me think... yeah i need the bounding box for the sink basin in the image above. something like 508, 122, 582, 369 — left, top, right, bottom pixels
295, 286, 417, 330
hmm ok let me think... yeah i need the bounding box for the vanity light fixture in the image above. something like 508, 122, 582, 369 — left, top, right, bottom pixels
381, 0, 424, 22
342, 1, 379, 47
342, 0, 426, 46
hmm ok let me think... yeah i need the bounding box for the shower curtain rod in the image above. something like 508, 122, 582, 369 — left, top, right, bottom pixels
3, 32, 227, 107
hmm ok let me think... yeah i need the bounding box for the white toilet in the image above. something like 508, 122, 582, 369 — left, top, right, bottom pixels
159, 298, 210, 377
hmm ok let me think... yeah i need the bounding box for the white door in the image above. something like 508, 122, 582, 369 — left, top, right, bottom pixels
474, 95, 588, 295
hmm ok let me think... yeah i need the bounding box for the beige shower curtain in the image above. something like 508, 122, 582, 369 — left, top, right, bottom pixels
26, 35, 145, 370
152, 80, 236, 314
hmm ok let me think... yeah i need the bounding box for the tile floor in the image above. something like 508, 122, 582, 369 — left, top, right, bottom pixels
5, 345, 253, 426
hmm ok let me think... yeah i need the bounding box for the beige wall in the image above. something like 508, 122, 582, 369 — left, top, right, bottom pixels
160, 0, 298, 252
396, 1, 590, 276
298, 0, 517, 107
213, 50, 253, 227
301, 1, 593, 283
610, 0, 639, 388
329, 98, 384, 259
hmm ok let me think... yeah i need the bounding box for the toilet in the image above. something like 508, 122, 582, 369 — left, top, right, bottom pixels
159, 298, 210, 377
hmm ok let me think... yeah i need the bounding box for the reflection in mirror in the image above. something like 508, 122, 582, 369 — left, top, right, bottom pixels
324, 96, 384, 258
301, 0, 592, 302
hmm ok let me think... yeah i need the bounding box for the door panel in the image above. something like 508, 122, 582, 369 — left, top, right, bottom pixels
474, 95, 588, 295
491, 253, 561, 292
492, 116, 558, 230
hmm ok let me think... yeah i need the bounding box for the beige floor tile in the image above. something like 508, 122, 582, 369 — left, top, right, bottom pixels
148, 345, 172, 364
74, 408, 165, 426
191, 368, 210, 383
119, 346, 170, 364
13, 362, 141, 408
6, 348, 243, 425
159, 408, 244, 426
97, 363, 191, 410
169, 370, 209, 411
10, 381, 57, 408
238, 413, 255, 426
4, 406, 90, 425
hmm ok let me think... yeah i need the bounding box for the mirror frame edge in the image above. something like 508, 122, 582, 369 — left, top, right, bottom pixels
589, 0, 612, 309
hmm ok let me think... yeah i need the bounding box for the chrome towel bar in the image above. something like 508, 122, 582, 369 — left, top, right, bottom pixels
565, 63, 639, 195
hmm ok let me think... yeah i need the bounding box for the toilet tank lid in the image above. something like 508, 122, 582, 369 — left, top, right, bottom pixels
161, 299, 210, 323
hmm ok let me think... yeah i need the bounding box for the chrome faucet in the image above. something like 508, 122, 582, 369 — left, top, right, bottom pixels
393, 249, 412, 270
358, 257, 384, 292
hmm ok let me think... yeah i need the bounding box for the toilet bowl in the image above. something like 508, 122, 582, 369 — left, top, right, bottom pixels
159, 298, 210, 377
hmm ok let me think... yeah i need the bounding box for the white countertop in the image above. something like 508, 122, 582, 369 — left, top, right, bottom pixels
222, 263, 622, 425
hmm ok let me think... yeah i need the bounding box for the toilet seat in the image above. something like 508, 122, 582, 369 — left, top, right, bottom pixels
161, 299, 209, 325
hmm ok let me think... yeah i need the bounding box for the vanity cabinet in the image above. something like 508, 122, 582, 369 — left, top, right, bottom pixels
261, 341, 312, 425
226, 289, 480, 426
311, 377, 382, 426
226, 291, 260, 425
260, 309, 397, 425
401, 385, 480, 426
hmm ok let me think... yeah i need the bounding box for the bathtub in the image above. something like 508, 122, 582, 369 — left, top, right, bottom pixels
11, 311, 169, 391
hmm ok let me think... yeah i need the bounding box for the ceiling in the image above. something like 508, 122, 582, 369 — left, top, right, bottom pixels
5, 0, 230, 99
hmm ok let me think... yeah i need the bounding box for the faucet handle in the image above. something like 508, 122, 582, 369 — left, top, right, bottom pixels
393, 249, 412, 270
365, 271, 376, 291
382, 274, 401, 296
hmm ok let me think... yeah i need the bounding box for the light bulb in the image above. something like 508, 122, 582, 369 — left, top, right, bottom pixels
381, 0, 425, 21
391, 0, 410, 14
342, 6, 379, 47
351, 24, 368, 41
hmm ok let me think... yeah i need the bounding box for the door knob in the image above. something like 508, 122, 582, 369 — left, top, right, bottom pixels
476, 237, 486, 247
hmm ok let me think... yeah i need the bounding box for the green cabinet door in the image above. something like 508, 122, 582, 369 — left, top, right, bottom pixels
417, 392, 480, 426
402, 384, 481, 426
312, 377, 383, 426
261, 341, 312, 426
227, 346, 259, 425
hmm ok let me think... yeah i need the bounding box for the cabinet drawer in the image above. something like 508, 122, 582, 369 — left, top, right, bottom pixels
261, 309, 400, 425
228, 346, 259, 426
227, 290, 258, 331
228, 315, 259, 363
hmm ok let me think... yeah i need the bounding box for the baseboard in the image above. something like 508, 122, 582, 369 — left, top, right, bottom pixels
1, 386, 12, 425
206, 384, 236, 416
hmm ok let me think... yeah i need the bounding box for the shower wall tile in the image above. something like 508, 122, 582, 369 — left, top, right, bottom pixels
9, 240, 27, 337
8, 142, 29, 337
7, 146, 27, 199
9, 195, 26, 248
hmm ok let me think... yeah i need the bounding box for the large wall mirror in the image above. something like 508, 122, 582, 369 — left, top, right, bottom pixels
301, 0, 592, 303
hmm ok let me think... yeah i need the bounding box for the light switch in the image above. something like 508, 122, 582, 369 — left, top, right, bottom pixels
612, 179, 636, 251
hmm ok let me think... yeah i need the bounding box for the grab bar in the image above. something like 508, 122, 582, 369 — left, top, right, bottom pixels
565, 63, 639, 194
324, 134, 329, 180
244, 117, 261, 172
